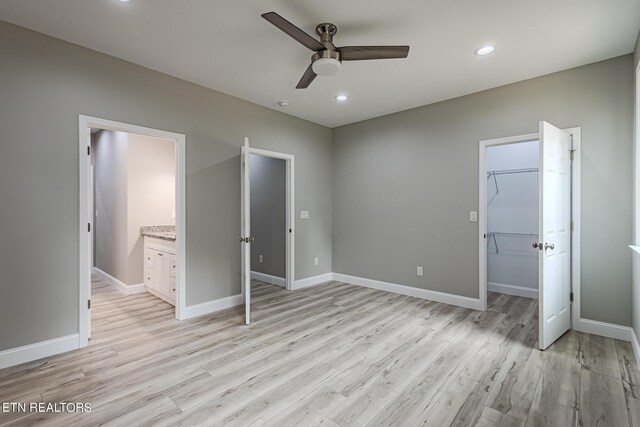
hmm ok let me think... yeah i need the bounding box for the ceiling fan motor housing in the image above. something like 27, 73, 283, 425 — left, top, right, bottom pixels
312, 50, 341, 76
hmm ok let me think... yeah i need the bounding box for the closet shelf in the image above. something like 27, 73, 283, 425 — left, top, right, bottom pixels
487, 167, 538, 176
487, 232, 538, 255
486, 167, 538, 206
487, 232, 537, 237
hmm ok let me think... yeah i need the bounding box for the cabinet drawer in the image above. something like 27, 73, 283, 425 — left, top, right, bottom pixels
144, 268, 154, 287
170, 255, 177, 278
144, 250, 154, 268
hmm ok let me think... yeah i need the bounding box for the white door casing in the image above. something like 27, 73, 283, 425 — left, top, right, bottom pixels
538, 121, 572, 350
241, 138, 251, 325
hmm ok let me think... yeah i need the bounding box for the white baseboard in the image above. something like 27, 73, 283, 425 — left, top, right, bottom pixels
293, 273, 334, 290
181, 294, 243, 320
333, 273, 483, 310
0, 334, 80, 369
93, 267, 146, 295
488, 282, 538, 299
251, 271, 286, 287
575, 318, 635, 341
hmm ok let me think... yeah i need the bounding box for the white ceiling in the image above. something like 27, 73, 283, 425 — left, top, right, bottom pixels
1, 0, 639, 128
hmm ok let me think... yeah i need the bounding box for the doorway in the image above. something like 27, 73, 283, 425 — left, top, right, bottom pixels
249, 154, 287, 288
240, 139, 295, 324
78, 116, 187, 347
479, 122, 581, 350
485, 140, 540, 299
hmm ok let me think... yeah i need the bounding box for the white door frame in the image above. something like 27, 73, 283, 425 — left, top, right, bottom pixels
78, 115, 187, 347
246, 146, 295, 290
634, 60, 640, 246
478, 127, 581, 329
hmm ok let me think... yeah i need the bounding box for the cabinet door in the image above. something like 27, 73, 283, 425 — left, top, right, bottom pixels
157, 251, 172, 296
170, 254, 176, 278
153, 251, 164, 291
147, 249, 158, 289
144, 267, 154, 288
145, 249, 154, 269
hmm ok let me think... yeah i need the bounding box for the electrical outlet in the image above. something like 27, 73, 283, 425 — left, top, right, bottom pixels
469, 211, 478, 222
301, 211, 310, 219
417, 266, 423, 276
314, 257, 319, 266
259, 254, 264, 264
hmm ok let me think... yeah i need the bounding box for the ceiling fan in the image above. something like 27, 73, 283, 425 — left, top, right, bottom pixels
262, 12, 410, 89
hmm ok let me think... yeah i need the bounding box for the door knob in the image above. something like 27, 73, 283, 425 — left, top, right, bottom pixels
532, 242, 543, 250
545, 243, 555, 250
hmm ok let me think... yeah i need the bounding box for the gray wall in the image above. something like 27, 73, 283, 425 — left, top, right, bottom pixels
250, 155, 286, 278
94, 130, 129, 283
333, 55, 634, 326
0, 21, 332, 351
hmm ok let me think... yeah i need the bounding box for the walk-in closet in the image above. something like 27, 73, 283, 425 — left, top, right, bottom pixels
486, 140, 539, 298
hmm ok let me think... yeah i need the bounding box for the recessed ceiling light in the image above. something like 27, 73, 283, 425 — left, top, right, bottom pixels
335, 95, 349, 102
474, 45, 496, 56
116, 0, 133, 3
277, 100, 290, 107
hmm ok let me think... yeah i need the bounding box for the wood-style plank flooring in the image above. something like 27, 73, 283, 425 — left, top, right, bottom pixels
0, 276, 638, 426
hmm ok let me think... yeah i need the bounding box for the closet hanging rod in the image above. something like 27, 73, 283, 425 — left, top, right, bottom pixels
487, 167, 538, 176
487, 231, 538, 237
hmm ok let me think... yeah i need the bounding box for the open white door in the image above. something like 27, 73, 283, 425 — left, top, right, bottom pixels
538, 121, 572, 350
241, 138, 252, 324
87, 129, 93, 338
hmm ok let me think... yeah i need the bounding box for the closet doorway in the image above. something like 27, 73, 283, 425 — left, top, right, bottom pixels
485, 140, 540, 299
479, 122, 581, 350
240, 139, 295, 325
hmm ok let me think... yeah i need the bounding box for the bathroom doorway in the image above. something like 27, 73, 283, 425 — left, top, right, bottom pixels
78, 115, 186, 347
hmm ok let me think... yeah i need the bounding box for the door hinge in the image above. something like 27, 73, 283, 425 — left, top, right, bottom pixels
87, 146, 91, 156
88, 299, 91, 309
483, 233, 487, 239
289, 229, 292, 233
570, 149, 575, 161
570, 221, 574, 232
88, 223, 91, 232
570, 292, 573, 302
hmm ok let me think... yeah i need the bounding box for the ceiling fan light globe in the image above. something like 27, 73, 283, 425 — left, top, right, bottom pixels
312, 58, 342, 76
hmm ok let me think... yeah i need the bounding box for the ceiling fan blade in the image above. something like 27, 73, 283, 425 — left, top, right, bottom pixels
338, 46, 410, 61
262, 12, 325, 52
296, 64, 317, 89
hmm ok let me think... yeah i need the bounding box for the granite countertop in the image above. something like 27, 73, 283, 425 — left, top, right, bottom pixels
140, 225, 176, 242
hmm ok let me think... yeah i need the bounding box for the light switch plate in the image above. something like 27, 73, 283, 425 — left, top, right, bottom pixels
314, 257, 319, 266
417, 266, 423, 276
469, 211, 478, 222
301, 211, 310, 219
259, 254, 264, 264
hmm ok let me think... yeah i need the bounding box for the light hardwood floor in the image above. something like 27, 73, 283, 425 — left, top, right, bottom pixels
1, 276, 638, 426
